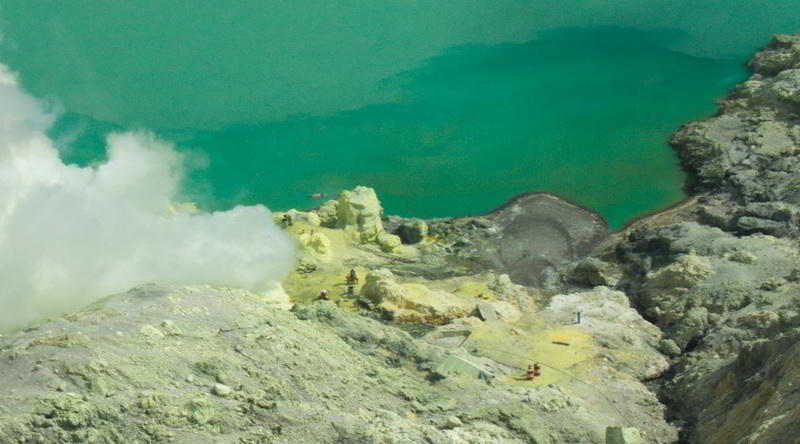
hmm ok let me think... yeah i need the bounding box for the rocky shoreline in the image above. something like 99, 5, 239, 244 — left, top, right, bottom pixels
2, 34, 800, 443
611, 34, 800, 443
284, 33, 800, 442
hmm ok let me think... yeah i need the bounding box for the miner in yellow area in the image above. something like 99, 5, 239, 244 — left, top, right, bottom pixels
345, 269, 359, 295
526, 363, 541, 381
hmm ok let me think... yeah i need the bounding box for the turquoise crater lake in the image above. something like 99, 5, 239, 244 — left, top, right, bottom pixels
2, 1, 798, 228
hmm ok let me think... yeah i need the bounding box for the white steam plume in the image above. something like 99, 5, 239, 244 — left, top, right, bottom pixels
0, 65, 296, 332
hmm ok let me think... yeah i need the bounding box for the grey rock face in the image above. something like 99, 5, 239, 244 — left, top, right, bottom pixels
749, 34, 800, 76
689, 334, 800, 444
670, 34, 800, 241
632, 39, 800, 441
615, 219, 800, 441
696, 204, 736, 230
0, 284, 680, 444
735, 215, 786, 235
487, 194, 608, 288
617, 39, 800, 441
0, 285, 457, 444
605, 426, 643, 444
658, 339, 681, 357
570, 257, 623, 287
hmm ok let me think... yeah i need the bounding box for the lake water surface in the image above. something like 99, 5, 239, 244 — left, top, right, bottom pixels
2, 1, 798, 228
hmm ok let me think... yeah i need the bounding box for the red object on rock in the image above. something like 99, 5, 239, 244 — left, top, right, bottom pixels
526, 363, 542, 381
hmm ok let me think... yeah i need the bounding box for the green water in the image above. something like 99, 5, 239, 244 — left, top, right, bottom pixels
2, 2, 798, 228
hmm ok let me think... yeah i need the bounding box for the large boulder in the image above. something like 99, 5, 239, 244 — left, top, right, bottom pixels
315, 199, 339, 227
395, 219, 428, 244
376, 232, 402, 252
570, 257, 622, 287
645, 254, 713, 289
669, 306, 710, 350
361, 269, 476, 324
640, 253, 714, 330
696, 205, 736, 230
336, 186, 384, 243
736, 216, 787, 236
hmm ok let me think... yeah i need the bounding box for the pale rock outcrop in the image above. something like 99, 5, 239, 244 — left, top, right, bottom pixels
605, 426, 643, 444
669, 306, 710, 350
360, 268, 408, 302
640, 254, 714, 345
298, 230, 332, 258
645, 254, 713, 289
423, 317, 483, 349
488, 273, 537, 312
727, 249, 757, 264
670, 120, 734, 188
623, 221, 799, 356
212, 383, 232, 397
362, 269, 476, 324
139, 324, 164, 339
749, 34, 800, 75
617, 214, 800, 441
273, 209, 321, 226
315, 199, 339, 227
489, 273, 518, 295
571, 257, 622, 287
287, 209, 321, 226
736, 215, 785, 235
488, 300, 522, 322
658, 339, 681, 357
748, 121, 798, 156
444, 421, 524, 444
434, 353, 496, 380
671, 34, 800, 210
761, 69, 800, 105
336, 186, 384, 243
541, 286, 668, 379
376, 231, 402, 252
738, 310, 780, 330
